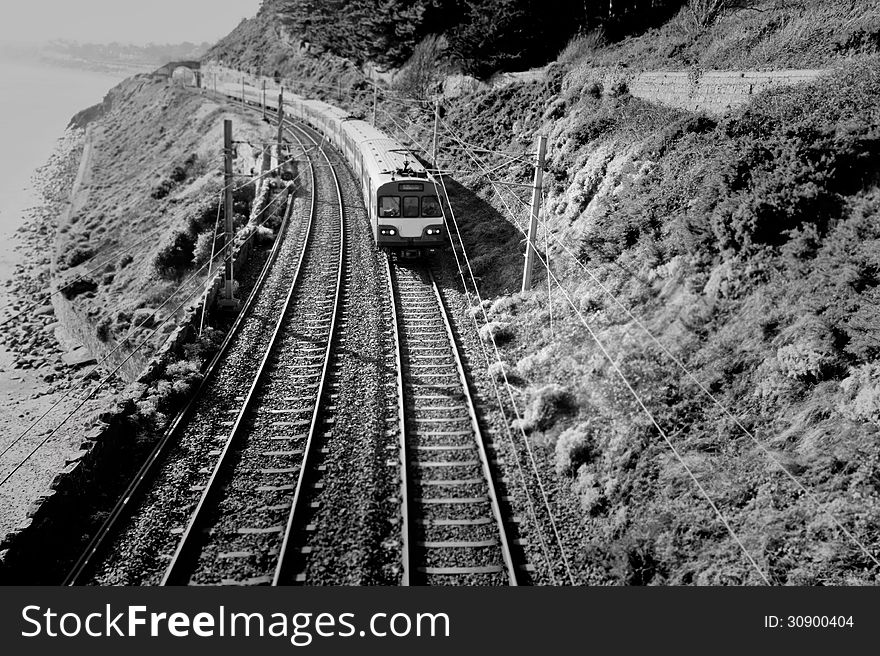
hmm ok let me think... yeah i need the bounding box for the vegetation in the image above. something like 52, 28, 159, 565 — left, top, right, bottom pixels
213, 0, 685, 79
396, 2, 880, 583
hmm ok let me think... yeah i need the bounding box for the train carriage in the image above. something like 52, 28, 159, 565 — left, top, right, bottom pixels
225, 78, 447, 255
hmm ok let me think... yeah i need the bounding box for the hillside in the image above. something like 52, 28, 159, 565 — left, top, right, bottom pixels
425, 4, 880, 584
54, 75, 271, 378
202, 0, 880, 584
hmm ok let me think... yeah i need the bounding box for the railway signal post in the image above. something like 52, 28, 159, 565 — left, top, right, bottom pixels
277, 89, 284, 166
219, 119, 239, 309
521, 135, 547, 293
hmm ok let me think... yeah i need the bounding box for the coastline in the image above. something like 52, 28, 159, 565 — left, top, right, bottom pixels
0, 127, 122, 543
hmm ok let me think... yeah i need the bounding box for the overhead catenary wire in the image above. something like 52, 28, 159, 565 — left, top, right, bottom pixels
0, 181, 295, 478
441, 109, 880, 571
440, 119, 772, 584
432, 193, 566, 585
429, 165, 578, 585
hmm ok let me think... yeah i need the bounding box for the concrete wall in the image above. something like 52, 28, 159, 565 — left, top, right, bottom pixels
445, 66, 828, 115
602, 68, 828, 114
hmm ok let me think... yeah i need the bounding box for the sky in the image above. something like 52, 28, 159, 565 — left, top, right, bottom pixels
0, 0, 264, 45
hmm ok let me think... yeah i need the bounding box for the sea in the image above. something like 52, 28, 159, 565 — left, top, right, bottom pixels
0, 57, 129, 286
0, 57, 129, 368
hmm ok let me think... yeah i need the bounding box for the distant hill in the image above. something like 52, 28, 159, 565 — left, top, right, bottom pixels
1, 40, 213, 75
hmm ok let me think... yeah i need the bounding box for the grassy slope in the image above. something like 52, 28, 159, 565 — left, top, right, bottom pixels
55, 76, 270, 363
561, 0, 880, 71
428, 6, 880, 584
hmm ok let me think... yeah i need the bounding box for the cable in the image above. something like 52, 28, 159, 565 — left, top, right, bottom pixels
441, 121, 772, 584
0, 182, 295, 474
431, 196, 564, 585
0, 231, 157, 330
433, 171, 578, 585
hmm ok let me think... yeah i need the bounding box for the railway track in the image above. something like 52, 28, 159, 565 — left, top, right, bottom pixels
386, 260, 518, 585
159, 122, 347, 585
67, 121, 347, 585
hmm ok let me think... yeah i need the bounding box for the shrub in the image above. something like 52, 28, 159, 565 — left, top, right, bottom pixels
96, 316, 113, 342
488, 360, 516, 382
776, 342, 831, 382
688, 0, 748, 28
558, 29, 606, 65
516, 383, 576, 433
394, 35, 447, 101
838, 363, 880, 423
154, 229, 196, 279
572, 468, 604, 513
192, 230, 216, 267
555, 421, 597, 476
478, 321, 513, 344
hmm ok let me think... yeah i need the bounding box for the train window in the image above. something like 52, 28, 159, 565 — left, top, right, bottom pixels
379, 196, 400, 217
422, 195, 442, 217
402, 197, 420, 217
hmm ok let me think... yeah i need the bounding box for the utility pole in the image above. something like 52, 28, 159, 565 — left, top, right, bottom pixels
241, 76, 245, 106
262, 79, 267, 120
431, 99, 440, 167
220, 119, 238, 308
521, 135, 547, 293
372, 77, 378, 127
277, 89, 285, 168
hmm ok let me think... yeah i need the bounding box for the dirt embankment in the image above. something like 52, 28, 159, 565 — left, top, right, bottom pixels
52, 74, 270, 379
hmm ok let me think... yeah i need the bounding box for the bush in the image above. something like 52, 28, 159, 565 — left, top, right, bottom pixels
478, 321, 513, 344
154, 229, 196, 279
838, 363, 880, 423
394, 35, 446, 101
96, 316, 113, 342
192, 230, 216, 267
516, 383, 576, 433
555, 421, 597, 476
558, 29, 606, 65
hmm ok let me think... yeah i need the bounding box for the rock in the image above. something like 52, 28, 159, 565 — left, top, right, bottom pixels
62, 347, 97, 368
34, 304, 54, 316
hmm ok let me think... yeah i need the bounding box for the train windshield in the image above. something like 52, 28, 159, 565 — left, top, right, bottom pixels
379, 196, 400, 217
403, 197, 420, 217
422, 195, 442, 217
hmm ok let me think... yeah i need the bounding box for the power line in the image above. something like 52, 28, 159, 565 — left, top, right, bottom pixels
0, 182, 295, 481
430, 161, 578, 585
441, 120, 772, 584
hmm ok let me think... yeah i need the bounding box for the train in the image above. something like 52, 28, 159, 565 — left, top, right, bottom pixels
225, 82, 446, 256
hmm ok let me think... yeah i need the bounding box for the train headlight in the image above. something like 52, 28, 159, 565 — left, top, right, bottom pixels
380, 227, 397, 236
425, 228, 442, 235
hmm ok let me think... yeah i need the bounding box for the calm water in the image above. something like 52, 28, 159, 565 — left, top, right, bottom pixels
0, 58, 128, 283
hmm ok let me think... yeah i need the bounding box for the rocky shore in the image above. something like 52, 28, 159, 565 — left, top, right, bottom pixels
0, 128, 123, 543
0, 129, 94, 391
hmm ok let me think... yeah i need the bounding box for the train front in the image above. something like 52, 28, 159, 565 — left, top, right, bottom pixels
376, 179, 446, 254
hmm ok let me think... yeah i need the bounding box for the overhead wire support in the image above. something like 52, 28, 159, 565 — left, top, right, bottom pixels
439, 118, 772, 583
521, 135, 547, 293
